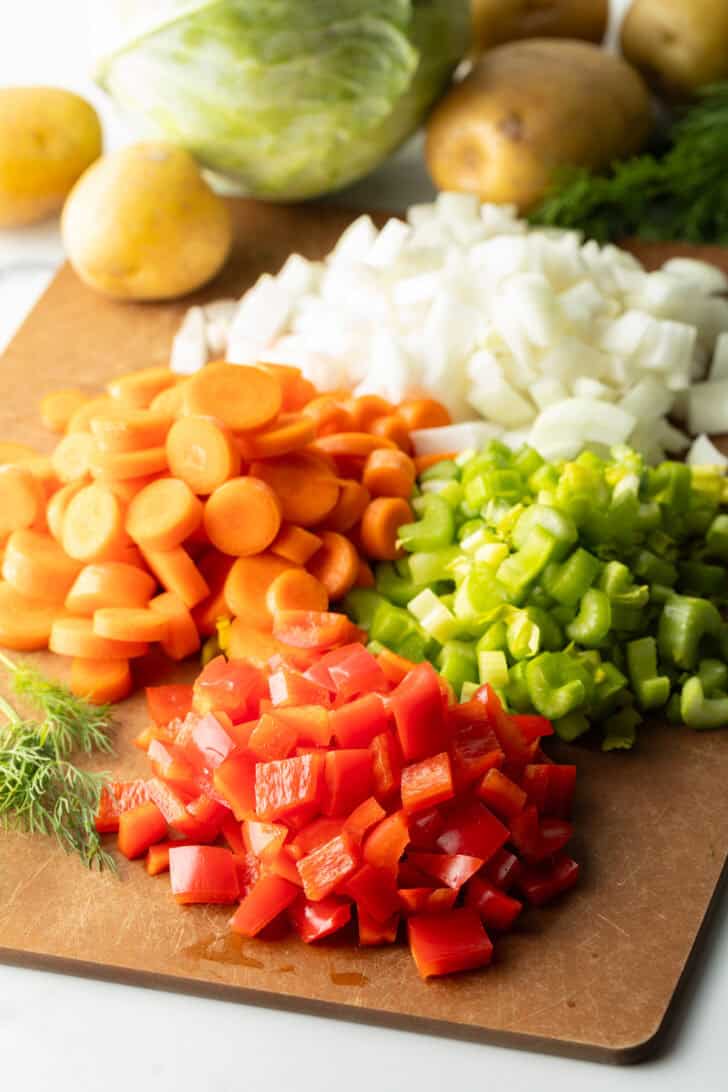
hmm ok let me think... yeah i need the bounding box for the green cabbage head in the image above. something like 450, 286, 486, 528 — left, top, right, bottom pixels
94, 0, 470, 200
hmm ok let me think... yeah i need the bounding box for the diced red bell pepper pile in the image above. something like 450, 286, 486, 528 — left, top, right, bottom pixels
96, 617, 579, 979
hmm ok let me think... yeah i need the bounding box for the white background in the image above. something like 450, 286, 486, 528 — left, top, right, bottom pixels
1, 3, 727, 1090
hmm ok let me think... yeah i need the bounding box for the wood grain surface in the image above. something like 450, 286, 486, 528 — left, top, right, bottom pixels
1, 199, 728, 1064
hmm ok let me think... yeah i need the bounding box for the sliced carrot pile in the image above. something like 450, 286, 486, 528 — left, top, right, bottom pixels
0, 361, 450, 697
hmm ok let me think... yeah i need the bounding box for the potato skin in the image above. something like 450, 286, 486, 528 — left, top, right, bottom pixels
61, 143, 233, 301
0, 87, 102, 228
621, 0, 728, 100
425, 39, 651, 212
472, 0, 608, 52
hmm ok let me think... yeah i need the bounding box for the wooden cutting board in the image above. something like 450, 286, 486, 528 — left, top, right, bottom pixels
1, 199, 728, 1064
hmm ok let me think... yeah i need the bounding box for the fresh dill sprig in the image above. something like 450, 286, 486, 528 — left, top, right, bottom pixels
531, 83, 728, 244
0, 659, 116, 871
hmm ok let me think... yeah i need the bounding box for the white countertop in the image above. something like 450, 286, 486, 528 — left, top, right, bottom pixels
2, 3, 727, 1089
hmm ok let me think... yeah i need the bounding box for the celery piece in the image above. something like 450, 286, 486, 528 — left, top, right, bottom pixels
478, 650, 509, 689
541, 548, 602, 606
524, 605, 563, 651
553, 711, 591, 742
512, 504, 577, 561
601, 705, 641, 750
375, 562, 424, 607
453, 566, 508, 620
566, 588, 612, 648
525, 652, 591, 720
658, 594, 722, 670
497, 527, 559, 600
438, 641, 478, 693
626, 636, 671, 710
343, 588, 386, 630
705, 513, 728, 561
420, 459, 460, 483
505, 661, 532, 712
476, 621, 508, 653
680, 676, 728, 729
506, 611, 541, 660
697, 658, 728, 696
408, 588, 460, 643
678, 560, 726, 598
398, 493, 455, 553
408, 547, 460, 586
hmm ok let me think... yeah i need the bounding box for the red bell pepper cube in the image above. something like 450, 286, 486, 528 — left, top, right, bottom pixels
95, 778, 149, 833
522, 764, 576, 818
447, 709, 504, 787
376, 648, 416, 687
326, 644, 388, 700
213, 752, 257, 821
193, 656, 267, 724
291, 817, 344, 857
476, 768, 527, 820
145, 839, 198, 876
401, 752, 454, 814
465, 876, 522, 931
344, 796, 386, 842
322, 749, 373, 817
288, 895, 351, 943
474, 684, 533, 767
147, 738, 199, 796
230, 874, 300, 936
398, 887, 458, 915
389, 662, 448, 763
265, 846, 304, 886
146, 684, 193, 726
220, 813, 246, 855
358, 907, 400, 946
435, 800, 509, 864
344, 863, 400, 923
169, 845, 240, 905
184, 795, 229, 841
118, 800, 168, 860
254, 753, 325, 822
519, 853, 580, 906
511, 713, 554, 742
233, 851, 261, 897
243, 819, 288, 860
146, 777, 202, 837
297, 831, 360, 901
272, 610, 364, 650
330, 693, 389, 749
363, 810, 409, 874
272, 704, 331, 747
539, 817, 574, 858
405, 852, 483, 891
408, 908, 493, 979
407, 806, 445, 851
508, 804, 543, 863
484, 848, 522, 891
369, 730, 402, 800
184, 712, 238, 772
268, 666, 332, 709
248, 712, 299, 761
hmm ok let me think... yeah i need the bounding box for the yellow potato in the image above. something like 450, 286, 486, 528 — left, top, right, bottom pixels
0, 87, 102, 228
425, 39, 651, 212
61, 143, 233, 301
472, 0, 608, 52
621, 0, 728, 99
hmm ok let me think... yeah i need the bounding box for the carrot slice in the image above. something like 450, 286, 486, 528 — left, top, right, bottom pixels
355, 558, 375, 588
0, 465, 45, 537
70, 657, 133, 704
149, 382, 187, 418
49, 616, 149, 660
90, 409, 170, 454
265, 570, 329, 614
306, 531, 360, 601
257, 364, 316, 412
322, 480, 371, 532
2, 529, 82, 604
107, 366, 179, 409
65, 562, 157, 615
223, 553, 293, 630
369, 414, 412, 453
413, 452, 457, 474
237, 414, 316, 460
203, 477, 282, 557
250, 454, 340, 528
0, 441, 37, 464
141, 546, 210, 608
62, 484, 129, 563
0, 582, 65, 650
345, 396, 393, 431
270, 524, 322, 565
40, 389, 89, 433
89, 445, 168, 482
126, 477, 203, 551
104, 473, 166, 504
398, 398, 452, 431
165, 416, 240, 495
51, 432, 95, 483
311, 433, 397, 459
23, 457, 61, 501
191, 549, 235, 636
47, 481, 85, 541
185, 362, 282, 431
362, 449, 416, 500
224, 618, 307, 669
302, 397, 355, 437
359, 497, 413, 561
150, 592, 200, 660
93, 607, 170, 643
67, 397, 117, 434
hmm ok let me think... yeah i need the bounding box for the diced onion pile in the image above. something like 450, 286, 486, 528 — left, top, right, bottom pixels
172, 194, 728, 464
